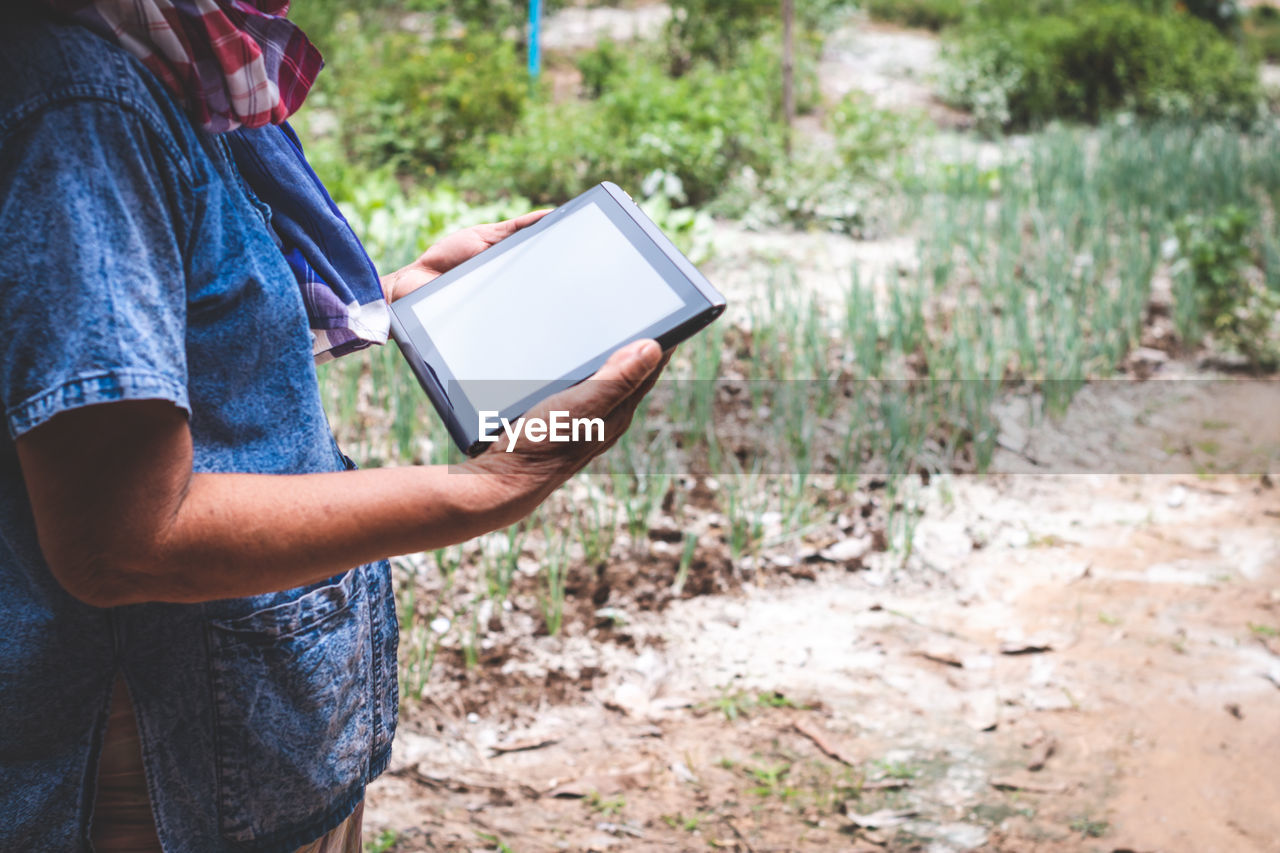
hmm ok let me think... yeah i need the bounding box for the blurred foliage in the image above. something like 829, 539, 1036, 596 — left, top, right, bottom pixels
291, 0, 860, 211
290, 0, 1267, 240
941, 2, 1260, 131
290, 0, 564, 53
460, 37, 806, 206
664, 0, 854, 74
711, 91, 918, 232
1244, 5, 1280, 62
1173, 206, 1280, 370
859, 0, 967, 30
316, 28, 530, 175
664, 0, 779, 74
862, 0, 1243, 32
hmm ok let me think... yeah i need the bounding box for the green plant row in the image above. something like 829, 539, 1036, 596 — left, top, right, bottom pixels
316, 120, 1280, 698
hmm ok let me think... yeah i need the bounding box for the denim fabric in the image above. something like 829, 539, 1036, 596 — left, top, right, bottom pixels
0, 9, 397, 852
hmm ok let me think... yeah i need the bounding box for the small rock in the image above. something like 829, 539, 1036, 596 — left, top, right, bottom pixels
429, 616, 451, 634
935, 822, 989, 851
606, 683, 651, 717
670, 761, 698, 784
1166, 486, 1187, 508
595, 821, 645, 838
647, 523, 683, 543
820, 536, 873, 566
846, 807, 917, 829
1126, 346, 1169, 379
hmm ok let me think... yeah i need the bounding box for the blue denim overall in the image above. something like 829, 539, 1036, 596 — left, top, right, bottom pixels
0, 10, 397, 851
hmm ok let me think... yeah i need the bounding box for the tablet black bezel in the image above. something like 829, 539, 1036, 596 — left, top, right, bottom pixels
389, 182, 726, 456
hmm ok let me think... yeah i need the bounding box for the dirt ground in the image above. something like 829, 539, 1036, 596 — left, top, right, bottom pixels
362, 10, 1280, 852
363, 466, 1280, 853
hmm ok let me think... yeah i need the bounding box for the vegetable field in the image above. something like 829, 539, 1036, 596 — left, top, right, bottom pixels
297, 2, 1280, 850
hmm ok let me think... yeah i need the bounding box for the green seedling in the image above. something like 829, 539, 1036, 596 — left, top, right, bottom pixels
365, 828, 400, 853
585, 792, 626, 817
1069, 815, 1110, 838
672, 531, 698, 596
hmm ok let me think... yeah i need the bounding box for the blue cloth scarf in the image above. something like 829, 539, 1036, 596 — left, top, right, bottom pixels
225, 122, 389, 363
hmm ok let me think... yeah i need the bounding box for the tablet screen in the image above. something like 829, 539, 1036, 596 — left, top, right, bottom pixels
410, 201, 685, 413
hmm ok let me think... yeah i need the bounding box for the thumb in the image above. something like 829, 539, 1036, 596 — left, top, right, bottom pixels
534, 339, 662, 423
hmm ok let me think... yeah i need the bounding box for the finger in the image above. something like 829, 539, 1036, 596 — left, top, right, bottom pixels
584, 347, 674, 458
531, 339, 662, 425
575, 346, 670, 445
482, 209, 553, 243
563, 352, 668, 466
511, 208, 553, 228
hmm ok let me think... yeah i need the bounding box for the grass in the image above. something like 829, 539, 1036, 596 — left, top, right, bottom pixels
744, 762, 798, 800
875, 759, 920, 780
474, 832, 514, 853
702, 687, 805, 721
660, 812, 705, 832
672, 531, 698, 596
539, 520, 570, 635
364, 829, 399, 853
585, 792, 626, 817
1069, 814, 1110, 838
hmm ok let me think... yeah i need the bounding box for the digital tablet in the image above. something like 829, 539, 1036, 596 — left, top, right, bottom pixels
388, 182, 727, 456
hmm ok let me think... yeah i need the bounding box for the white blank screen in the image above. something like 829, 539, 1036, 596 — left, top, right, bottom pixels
411, 202, 684, 413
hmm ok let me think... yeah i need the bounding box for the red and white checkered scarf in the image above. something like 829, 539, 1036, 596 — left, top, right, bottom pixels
42, 0, 321, 133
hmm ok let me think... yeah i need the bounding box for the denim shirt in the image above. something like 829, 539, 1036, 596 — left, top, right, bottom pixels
0, 10, 397, 852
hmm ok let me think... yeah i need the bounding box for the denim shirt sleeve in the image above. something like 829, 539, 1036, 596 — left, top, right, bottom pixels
0, 98, 192, 439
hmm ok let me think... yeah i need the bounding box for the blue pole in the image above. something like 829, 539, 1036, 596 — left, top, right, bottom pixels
528, 0, 543, 80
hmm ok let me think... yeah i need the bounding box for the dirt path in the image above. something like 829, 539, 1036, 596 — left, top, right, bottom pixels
364, 472, 1279, 852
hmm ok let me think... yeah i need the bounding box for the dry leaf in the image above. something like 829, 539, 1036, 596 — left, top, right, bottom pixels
1000, 639, 1055, 655
914, 648, 964, 668
991, 776, 1067, 794
489, 736, 560, 755
846, 807, 917, 829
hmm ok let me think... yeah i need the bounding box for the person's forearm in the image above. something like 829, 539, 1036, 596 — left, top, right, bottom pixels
96, 465, 524, 606
20, 342, 661, 609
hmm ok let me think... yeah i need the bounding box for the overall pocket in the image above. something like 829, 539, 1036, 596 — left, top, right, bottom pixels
206, 571, 372, 843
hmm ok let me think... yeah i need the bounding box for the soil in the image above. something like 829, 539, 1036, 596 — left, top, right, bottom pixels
365, 473, 1280, 852
363, 11, 1280, 853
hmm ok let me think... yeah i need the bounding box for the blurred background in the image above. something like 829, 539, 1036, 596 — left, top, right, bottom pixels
290, 2, 1280, 850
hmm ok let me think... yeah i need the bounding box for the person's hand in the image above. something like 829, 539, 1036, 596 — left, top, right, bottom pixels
464, 338, 670, 525
381, 209, 551, 303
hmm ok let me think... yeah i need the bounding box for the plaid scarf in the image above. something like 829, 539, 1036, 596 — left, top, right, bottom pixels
43, 0, 390, 362
41, 0, 321, 133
